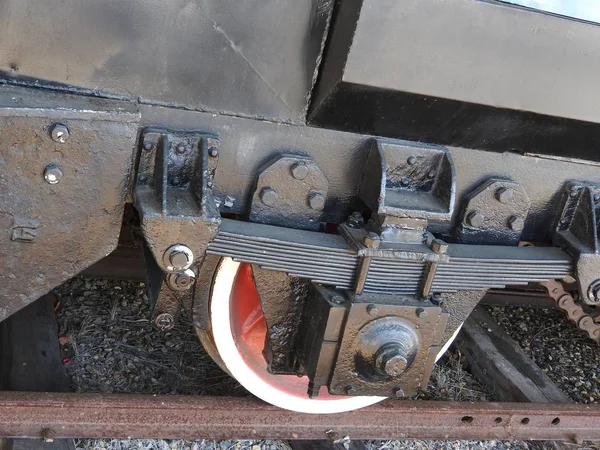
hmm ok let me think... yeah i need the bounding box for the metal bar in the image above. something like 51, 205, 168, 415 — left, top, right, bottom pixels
1, 392, 600, 442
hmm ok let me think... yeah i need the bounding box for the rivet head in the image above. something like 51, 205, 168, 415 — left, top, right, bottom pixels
367, 304, 379, 316
260, 187, 278, 206
50, 123, 69, 143
495, 187, 514, 204
308, 191, 325, 210
467, 211, 485, 228
209, 147, 219, 157
44, 164, 63, 184
291, 162, 309, 180
407, 156, 417, 165
175, 143, 187, 154
508, 215, 525, 231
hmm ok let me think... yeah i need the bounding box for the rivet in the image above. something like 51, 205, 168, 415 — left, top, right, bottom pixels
400, 177, 410, 187
407, 156, 417, 165
367, 304, 379, 316
175, 143, 187, 154
209, 147, 219, 157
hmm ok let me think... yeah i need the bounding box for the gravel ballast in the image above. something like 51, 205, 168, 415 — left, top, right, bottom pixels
52, 277, 593, 450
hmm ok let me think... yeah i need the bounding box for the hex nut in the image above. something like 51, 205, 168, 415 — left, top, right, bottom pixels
431, 239, 448, 254
50, 123, 69, 143
44, 165, 63, 185
363, 232, 381, 249
375, 344, 409, 377
260, 187, 278, 206
508, 215, 525, 231
347, 212, 364, 228
308, 191, 325, 210
467, 210, 485, 228
162, 244, 194, 272
291, 162, 309, 180
495, 187, 514, 204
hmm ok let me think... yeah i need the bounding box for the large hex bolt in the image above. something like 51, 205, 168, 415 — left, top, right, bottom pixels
291, 162, 309, 180
50, 123, 70, 143
308, 191, 325, 210
347, 212, 364, 228
495, 187, 514, 204
375, 343, 409, 377
508, 215, 525, 231
162, 244, 194, 272
260, 187, 278, 206
43, 164, 63, 185
466, 210, 485, 228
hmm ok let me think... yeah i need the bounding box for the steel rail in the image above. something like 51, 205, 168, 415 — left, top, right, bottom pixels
0, 392, 598, 442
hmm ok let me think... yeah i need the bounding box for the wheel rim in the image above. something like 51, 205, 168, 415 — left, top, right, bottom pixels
209, 257, 386, 413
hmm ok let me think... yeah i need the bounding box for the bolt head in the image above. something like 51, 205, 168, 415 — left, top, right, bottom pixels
407, 156, 417, 165
44, 164, 63, 184
143, 141, 154, 151
175, 143, 187, 154
367, 304, 379, 316
154, 313, 175, 331
347, 212, 364, 228
467, 211, 485, 228
416, 307, 428, 318
345, 385, 357, 395
400, 177, 410, 187
430, 294, 444, 306
163, 244, 194, 272
495, 187, 514, 204
50, 123, 69, 143
308, 191, 325, 210
363, 232, 381, 249
260, 187, 278, 206
168, 270, 197, 291
170, 251, 190, 268
393, 387, 405, 398
508, 215, 525, 231
376, 345, 409, 377
431, 239, 448, 254
291, 162, 309, 180
209, 146, 219, 157
331, 295, 345, 305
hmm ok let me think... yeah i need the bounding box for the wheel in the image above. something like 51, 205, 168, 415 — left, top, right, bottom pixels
199, 257, 459, 413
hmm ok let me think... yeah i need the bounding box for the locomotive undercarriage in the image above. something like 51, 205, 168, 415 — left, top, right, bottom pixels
1, 84, 599, 414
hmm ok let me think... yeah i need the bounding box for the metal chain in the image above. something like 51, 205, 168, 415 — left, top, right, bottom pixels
540, 280, 600, 343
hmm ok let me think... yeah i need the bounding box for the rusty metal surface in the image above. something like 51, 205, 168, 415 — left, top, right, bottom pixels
1, 392, 600, 441
0, 85, 139, 321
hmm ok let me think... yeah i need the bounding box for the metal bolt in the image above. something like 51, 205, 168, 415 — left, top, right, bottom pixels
495, 187, 514, 204
467, 210, 485, 228
154, 312, 175, 331
400, 177, 410, 187
50, 123, 69, 143
363, 232, 381, 249
209, 146, 219, 157
138, 173, 148, 183
430, 294, 444, 306
291, 162, 309, 180
376, 345, 409, 377
143, 141, 154, 151
570, 187, 579, 198
223, 196, 235, 208
260, 187, 278, 206
43, 164, 63, 185
594, 194, 600, 202
331, 295, 345, 305
163, 244, 194, 272
407, 156, 417, 165
367, 304, 379, 316
175, 143, 187, 154
167, 270, 197, 291
431, 239, 448, 254
41, 428, 56, 443
416, 307, 428, 318
345, 385, 356, 395
393, 387, 405, 398
428, 170, 436, 179
347, 212, 364, 228
508, 215, 525, 231
308, 191, 325, 210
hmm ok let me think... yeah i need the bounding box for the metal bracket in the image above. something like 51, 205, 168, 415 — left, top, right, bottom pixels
134, 129, 221, 273
554, 184, 600, 305
249, 154, 329, 231
457, 178, 530, 245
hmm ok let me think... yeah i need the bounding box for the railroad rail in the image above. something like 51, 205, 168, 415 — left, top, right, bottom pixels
0, 392, 599, 443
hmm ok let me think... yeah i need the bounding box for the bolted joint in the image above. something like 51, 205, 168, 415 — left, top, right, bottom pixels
495, 187, 514, 204
43, 164, 63, 185
290, 162, 309, 180
260, 187, 278, 206
308, 191, 325, 210
466, 210, 485, 228
166, 269, 197, 291
49, 123, 70, 143
508, 215, 525, 231
363, 232, 381, 249
347, 212, 364, 229
162, 244, 194, 272
154, 312, 175, 331
375, 343, 409, 377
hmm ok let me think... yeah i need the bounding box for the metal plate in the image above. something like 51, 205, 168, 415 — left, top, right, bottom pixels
0, 85, 139, 321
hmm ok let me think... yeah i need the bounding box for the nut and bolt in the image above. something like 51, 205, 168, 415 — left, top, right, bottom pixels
49, 123, 69, 143
345, 385, 357, 395
175, 143, 187, 154
291, 162, 309, 180
260, 187, 278, 206
331, 295, 345, 305
508, 215, 525, 231
209, 146, 219, 157
467, 210, 485, 228
154, 312, 175, 331
407, 156, 417, 165
495, 187, 514, 204
376, 344, 409, 377
308, 191, 325, 210
163, 244, 194, 272
347, 212, 364, 228
430, 294, 444, 306
43, 164, 63, 185
167, 270, 197, 291
416, 307, 428, 318
363, 232, 381, 249
367, 304, 379, 316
